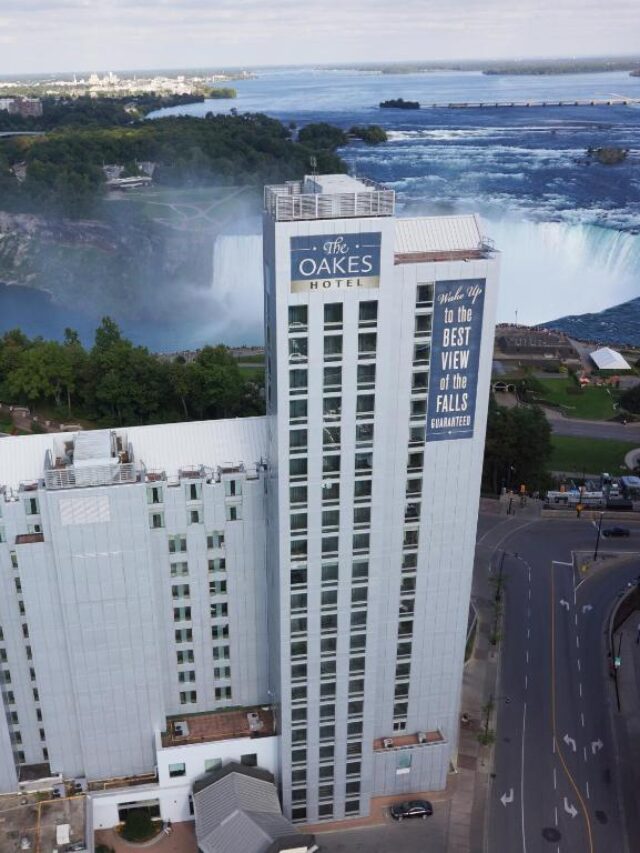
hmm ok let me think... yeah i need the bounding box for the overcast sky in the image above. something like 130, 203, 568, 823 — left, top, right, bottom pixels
1, 0, 638, 75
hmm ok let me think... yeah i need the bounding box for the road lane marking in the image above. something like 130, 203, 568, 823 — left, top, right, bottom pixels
563, 733, 576, 751
577, 658, 581, 671
553, 560, 574, 566
525, 675, 528, 690
528, 589, 531, 600
586, 781, 590, 800
521, 702, 527, 853
575, 613, 578, 626
579, 683, 583, 697
527, 628, 530, 639
553, 767, 557, 790
576, 635, 580, 648
551, 562, 594, 853
591, 739, 603, 755
582, 604, 592, 614
526, 651, 529, 664
500, 788, 514, 807
564, 797, 578, 819
581, 712, 585, 728
554, 806, 558, 825
583, 747, 587, 762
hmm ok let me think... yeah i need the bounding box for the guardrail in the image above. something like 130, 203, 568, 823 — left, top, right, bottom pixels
44, 462, 138, 490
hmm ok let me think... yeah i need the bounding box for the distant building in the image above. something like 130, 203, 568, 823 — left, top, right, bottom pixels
496, 325, 577, 360
6, 97, 43, 118
590, 346, 631, 371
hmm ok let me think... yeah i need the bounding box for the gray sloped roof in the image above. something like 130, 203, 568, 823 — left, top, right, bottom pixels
194, 763, 313, 853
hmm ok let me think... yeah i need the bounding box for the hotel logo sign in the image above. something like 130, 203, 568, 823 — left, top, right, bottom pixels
290, 233, 381, 292
426, 278, 486, 442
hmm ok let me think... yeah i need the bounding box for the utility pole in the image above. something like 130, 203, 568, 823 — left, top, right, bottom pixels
593, 512, 604, 560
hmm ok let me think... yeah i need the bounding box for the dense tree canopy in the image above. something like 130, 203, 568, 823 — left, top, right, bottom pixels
482, 395, 553, 494
0, 112, 346, 216
0, 320, 264, 427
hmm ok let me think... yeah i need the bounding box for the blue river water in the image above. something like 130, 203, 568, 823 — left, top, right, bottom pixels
2, 68, 640, 349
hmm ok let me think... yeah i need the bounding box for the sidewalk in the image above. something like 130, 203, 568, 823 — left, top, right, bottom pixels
611, 615, 640, 847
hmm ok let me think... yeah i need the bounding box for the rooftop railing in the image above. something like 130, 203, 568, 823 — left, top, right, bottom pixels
264, 179, 395, 221
44, 458, 139, 490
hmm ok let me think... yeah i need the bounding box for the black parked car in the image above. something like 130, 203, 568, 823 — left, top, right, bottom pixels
602, 527, 630, 538
390, 799, 433, 821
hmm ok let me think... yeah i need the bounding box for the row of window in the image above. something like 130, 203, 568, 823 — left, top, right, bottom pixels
288, 301, 377, 332
148, 480, 242, 506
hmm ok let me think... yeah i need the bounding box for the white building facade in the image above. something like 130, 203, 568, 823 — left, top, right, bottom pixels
0, 174, 499, 829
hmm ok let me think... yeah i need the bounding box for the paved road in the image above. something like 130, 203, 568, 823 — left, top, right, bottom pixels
546, 410, 640, 442
486, 518, 640, 853
319, 803, 450, 852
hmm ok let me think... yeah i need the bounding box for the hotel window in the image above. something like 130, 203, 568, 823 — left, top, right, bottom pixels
352, 560, 369, 582
212, 645, 230, 660
290, 429, 308, 452
209, 579, 227, 595
411, 398, 427, 418
289, 305, 308, 331
322, 426, 341, 449
290, 512, 307, 533
414, 343, 431, 364
171, 561, 189, 577
179, 691, 197, 705
412, 371, 429, 392
291, 617, 307, 636
291, 592, 307, 613
290, 457, 308, 481
321, 637, 337, 656
210, 603, 228, 618
407, 451, 424, 471
291, 539, 307, 559
173, 606, 191, 622
291, 663, 307, 681
322, 480, 340, 503
321, 613, 338, 633
322, 510, 339, 530
323, 365, 342, 390
208, 558, 226, 573
168, 535, 187, 554
351, 610, 367, 628
186, 482, 202, 501
224, 479, 242, 497
320, 659, 336, 679
226, 505, 241, 522
290, 399, 308, 423
292, 767, 307, 784
291, 686, 307, 704
188, 509, 202, 525
405, 501, 421, 522
290, 485, 308, 506
321, 589, 338, 609
401, 576, 416, 594
359, 300, 378, 326
321, 562, 339, 585
291, 641, 307, 660
290, 368, 308, 393
172, 584, 190, 600
324, 335, 343, 361
356, 395, 375, 417
147, 485, 163, 504
349, 660, 366, 676
169, 762, 186, 777
215, 686, 232, 701
0, 527, 5, 544
178, 670, 196, 683
207, 531, 224, 549
357, 363, 376, 388
214, 666, 231, 680
358, 332, 376, 356
321, 536, 339, 556
324, 302, 343, 327
354, 452, 373, 473
175, 628, 193, 643
10, 552, 18, 569
406, 478, 422, 496
322, 455, 340, 475
352, 533, 369, 553
319, 703, 335, 720
176, 650, 194, 665
291, 807, 307, 822
24, 497, 39, 515
355, 423, 374, 446
211, 624, 229, 639
291, 566, 307, 588
289, 337, 308, 363
354, 479, 372, 502
417, 282, 435, 305
205, 758, 222, 773
323, 397, 341, 419
403, 528, 419, 547
415, 312, 433, 335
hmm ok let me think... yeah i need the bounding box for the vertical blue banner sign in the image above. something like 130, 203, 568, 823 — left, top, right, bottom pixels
426, 279, 486, 442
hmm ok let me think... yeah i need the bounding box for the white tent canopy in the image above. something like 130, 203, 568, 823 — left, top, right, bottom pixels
590, 347, 631, 371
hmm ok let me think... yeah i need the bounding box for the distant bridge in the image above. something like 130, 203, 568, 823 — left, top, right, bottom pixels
421, 98, 640, 110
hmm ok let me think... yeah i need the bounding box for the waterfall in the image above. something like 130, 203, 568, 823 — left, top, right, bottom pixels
487, 218, 640, 326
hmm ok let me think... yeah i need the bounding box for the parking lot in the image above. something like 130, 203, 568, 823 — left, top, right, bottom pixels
317, 799, 450, 853
0, 792, 85, 853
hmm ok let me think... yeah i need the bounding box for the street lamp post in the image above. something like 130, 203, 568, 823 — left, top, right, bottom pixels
593, 512, 604, 561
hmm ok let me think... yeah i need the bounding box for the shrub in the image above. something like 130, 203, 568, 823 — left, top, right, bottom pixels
121, 810, 156, 842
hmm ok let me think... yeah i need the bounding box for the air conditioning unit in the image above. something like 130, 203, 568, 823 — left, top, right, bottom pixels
418, 732, 427, 744
383, 738, 394, 749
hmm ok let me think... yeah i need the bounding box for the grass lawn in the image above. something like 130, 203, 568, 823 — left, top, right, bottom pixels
550, 435, 638, 474
535, 378, 620, 420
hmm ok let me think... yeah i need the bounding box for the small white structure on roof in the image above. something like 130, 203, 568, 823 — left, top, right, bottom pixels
590, 347, 631, 371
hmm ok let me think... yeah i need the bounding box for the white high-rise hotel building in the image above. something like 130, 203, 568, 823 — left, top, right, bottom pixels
0, 175, 498, 827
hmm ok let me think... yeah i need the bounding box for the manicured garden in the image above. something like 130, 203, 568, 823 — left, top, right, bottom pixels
534, 377, 621, 420
550, 435, 637, 475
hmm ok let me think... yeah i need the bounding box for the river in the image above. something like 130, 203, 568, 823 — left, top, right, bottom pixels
2, 67, 639, 349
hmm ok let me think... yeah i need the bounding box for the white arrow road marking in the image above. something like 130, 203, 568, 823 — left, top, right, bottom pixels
560, 599, 570, 611
501, 788, 514, 807
591, 739, 603, 755
564, 797, 578, 819
563, 734, 577, 752
582, 604, 593, 614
